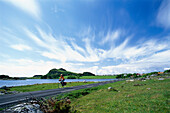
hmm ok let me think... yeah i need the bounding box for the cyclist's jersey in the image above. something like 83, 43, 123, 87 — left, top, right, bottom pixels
59, 76, 65, 81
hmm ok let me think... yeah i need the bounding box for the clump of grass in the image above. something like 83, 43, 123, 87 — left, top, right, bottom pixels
0, 108, 4, 111
56, 87, 99, 100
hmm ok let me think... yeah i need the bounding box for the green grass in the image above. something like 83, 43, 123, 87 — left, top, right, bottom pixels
0, 108, 4, 111
68, 78, 170, 113
9, 82, 94, 92
79, 76, 117, 79
64, 75, 116, 79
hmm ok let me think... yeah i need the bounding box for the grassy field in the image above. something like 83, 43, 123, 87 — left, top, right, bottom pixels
65, 78, 170, 113
8, 82, 94, 92
79, 76, 117, 79
63, 75, 117, 79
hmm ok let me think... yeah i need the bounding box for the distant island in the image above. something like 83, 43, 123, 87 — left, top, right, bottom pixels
40, 68, 95, 79
0, 75, 26, 80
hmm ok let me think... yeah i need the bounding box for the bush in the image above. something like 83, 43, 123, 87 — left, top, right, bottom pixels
57, 87, 99, 100
82, 72, 95, 76
34, 97, 79, 113
67, 76, 77, 79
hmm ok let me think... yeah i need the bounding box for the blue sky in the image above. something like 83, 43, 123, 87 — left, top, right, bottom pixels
0, 0, 170, 77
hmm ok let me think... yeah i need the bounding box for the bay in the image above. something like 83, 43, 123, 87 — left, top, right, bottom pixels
0, 79, 117, 87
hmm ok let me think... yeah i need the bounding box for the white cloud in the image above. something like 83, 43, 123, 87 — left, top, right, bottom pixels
97, 49, 170, 75
23, 26, 170, 74
100, 30, 121, 45
73, 66, 99, 75
157, 0, 170, 28
83, 38, 100, 62
102, 37, 169, 61
4, 0, 41, 19
25, 27, 101, 62
139, 50, 170, 63
103, 37, 130, 59
71, 41, 86, 55
3, 25, 169, 76
10, 44, 32, 51
0, 59, 56, 77
164, 68, 170, 70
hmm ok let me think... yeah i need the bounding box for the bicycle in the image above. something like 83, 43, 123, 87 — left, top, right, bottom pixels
58, 81, 67, 88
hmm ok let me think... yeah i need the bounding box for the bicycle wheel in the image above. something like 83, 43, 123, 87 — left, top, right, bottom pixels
58, 83, 62, 88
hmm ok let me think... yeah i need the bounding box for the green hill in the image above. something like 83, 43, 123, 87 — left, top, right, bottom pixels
41, 68, 95, 79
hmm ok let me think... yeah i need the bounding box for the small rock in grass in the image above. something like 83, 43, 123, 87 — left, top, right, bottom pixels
0, 86, 10, 90
66, 99, 71, 104
0, 92, 5, 95
126, 79, 134, 82
126, 94, 133, 97
158, 78, 164, 80
147, 88, 151, 90
108, 87, 112, 90
108, 87, 118, 92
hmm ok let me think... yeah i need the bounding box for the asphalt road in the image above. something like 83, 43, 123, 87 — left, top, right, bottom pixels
0, 80, 121, 107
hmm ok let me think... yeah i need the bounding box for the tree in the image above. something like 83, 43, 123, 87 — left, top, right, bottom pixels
0, 75, 10, 79
82, 72, 95, 76
164, 69, 170, 73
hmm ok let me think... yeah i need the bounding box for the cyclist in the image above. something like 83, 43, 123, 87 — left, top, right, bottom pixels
59, 74, 65, 86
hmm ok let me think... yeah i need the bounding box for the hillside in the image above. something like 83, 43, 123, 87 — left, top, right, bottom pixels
41, 68, 95, 79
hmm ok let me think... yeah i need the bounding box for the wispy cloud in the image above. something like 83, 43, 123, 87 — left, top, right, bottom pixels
97, 46, 170, 75
1, 26, 170, 76
24, 27, 100, 62
4, 0, 41, 19
100, 30, 121, 45
103, 37, 169, 61
10, 44, 32, 51
24, 26, 170, 71
157, 0, 170, 28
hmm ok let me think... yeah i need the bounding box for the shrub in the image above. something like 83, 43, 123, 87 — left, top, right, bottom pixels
34, 97, 79, 113
67, 76, 77, 79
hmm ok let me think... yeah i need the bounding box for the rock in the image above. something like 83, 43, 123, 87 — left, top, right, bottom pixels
158, 78, 164, 80
147, 88, 151, 90
10, 91, 19, 94
108, 87, 112, 90
0, 91, 19, 95
83, 80, 87, 83
6, 103, 43, 113
126, 79, 134, 82
108, 87, 118, 92
146, 78, 151, 80
0, 86, 7, 90
126, 94, 133, 97
66, 99, 71, 104
0, 92, 5, 95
